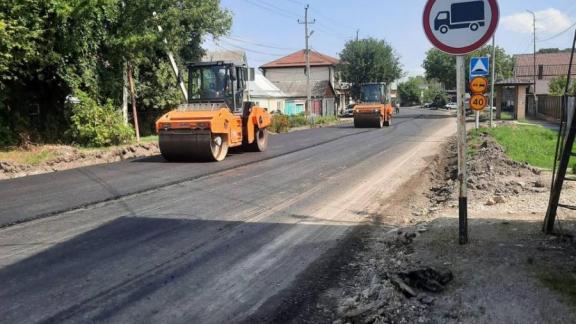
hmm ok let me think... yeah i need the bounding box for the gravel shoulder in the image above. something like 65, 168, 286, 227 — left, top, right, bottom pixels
286, 133, 576, 324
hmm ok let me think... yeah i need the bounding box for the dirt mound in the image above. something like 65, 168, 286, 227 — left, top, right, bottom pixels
428, 134, 546, 208
0, 143, 159, 180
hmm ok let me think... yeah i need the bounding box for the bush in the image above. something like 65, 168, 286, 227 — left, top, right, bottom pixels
288, 113, 308, 128
67, 91, 134, 147
271, 114, 289, 133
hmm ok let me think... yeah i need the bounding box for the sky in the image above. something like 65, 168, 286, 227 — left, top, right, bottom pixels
204, 0, 576, 78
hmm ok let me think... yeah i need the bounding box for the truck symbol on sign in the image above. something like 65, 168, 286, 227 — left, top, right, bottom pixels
434, 0, 486, 34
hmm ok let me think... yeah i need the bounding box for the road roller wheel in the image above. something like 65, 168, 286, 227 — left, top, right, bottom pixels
244, 128, 268, 152
160, 132, 229, 162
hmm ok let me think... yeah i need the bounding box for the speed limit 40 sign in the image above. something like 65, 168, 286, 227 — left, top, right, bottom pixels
469, 94, 487, 111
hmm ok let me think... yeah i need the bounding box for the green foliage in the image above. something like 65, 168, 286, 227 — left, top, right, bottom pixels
548, 75, 576, 96
422, 46, 514, 89
480, 124, 559, 169
423, 81, 447, 107
270, 114, 289, 133
0, 0, 232, 146
67, 91, 134, 147
339, 38, 402, 99
538, 48, 573, 54
398, 77, 424, 105
270, 113, 340, 133
422, 49, 456, 90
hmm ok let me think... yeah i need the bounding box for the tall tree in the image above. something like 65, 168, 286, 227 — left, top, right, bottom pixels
0, 0, 232, 145
339, 38, 402, 98
422, 45, 514, 90
422, 48, 456, 90
398, 76, 425, 105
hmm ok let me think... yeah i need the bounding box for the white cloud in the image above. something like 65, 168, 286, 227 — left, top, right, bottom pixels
502, 8, 572, 35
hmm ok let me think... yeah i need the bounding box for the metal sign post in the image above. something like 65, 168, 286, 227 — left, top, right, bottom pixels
423, 0, 499, 245
456, 55, 468, 244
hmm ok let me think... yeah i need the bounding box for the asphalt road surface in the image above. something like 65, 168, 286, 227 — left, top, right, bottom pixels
0, 108, 455, 323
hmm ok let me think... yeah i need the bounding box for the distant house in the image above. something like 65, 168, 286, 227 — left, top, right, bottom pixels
248, 74, 286, 113
260, 50, 340, 116
514, 52, 576, 95
493, 52, 576, 120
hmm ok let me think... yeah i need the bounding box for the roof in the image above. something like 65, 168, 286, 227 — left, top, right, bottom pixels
495, 78, 534, 86
273, 80, 334, 98
515, 52, 573, 67
261, 50, 340, 68
248, 74, 286, 98
514, 52, 576, 80
202, 50, 247, 66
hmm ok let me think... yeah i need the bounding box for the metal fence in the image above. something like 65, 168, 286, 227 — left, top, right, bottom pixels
526, 95, 563, 120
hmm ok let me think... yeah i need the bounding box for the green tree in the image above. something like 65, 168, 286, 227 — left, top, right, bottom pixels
423, 80, 447, 107
422, 48, 456, 90
339, 38, 403, 99
549, 75, 576, 96
422, 45, 514, 90
0, 0, 232, 146
398, 77, 425, 105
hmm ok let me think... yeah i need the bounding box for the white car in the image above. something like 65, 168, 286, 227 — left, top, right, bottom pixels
445, 102, 458, 110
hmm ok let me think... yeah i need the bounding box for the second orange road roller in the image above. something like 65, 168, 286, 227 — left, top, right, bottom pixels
155, 60, 271, 162
353, 83, 394, 128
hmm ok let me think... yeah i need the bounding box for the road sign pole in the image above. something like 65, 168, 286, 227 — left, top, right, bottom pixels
457, 55, 468, 245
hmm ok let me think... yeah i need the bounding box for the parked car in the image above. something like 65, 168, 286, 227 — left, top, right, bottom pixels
340, 104, 355, 117
445, 102, 458, 110
421, 102, 432, 108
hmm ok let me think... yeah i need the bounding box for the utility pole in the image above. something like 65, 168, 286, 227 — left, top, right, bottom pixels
356, 29, 359, 41
489, 35, 496, 128
299, 5, 315, 115
527, 10, 537, 111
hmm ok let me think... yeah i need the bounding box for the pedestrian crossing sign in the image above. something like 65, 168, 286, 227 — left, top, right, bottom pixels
470, 57, 490, 79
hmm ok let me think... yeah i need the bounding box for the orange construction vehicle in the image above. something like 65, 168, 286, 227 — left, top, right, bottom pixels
353, 83, 393, 128
155, 60, 270, 161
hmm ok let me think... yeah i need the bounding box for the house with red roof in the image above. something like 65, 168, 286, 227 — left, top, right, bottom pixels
260, 50, 342, 116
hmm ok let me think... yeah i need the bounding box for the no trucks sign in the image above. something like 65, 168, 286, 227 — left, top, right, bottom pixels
423, 0, 499, 55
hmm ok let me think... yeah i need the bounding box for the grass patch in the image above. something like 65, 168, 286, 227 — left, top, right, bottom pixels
536, 269, 576, 307
139, 135, 158, 143
500, 111, 514, 120
270, 114, 341, 133
476, 124, 559, 169
0, 148, 58, 165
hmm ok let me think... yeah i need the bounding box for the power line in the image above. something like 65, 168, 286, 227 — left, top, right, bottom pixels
539, 21, 576, 42
243, 0, 298, 20
252, 0, 301, 18
223, 35, 298, 51
215, 39, 286, 57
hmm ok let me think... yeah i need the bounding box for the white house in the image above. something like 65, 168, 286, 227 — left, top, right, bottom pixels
248, 74, 286, 113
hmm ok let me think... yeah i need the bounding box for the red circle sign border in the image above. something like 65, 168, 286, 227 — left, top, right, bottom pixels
423, 0, 500, 55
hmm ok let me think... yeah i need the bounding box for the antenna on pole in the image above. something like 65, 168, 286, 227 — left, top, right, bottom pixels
298, 5, 315, 115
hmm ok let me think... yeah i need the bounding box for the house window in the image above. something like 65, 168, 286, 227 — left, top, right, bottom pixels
277, 101, 282, 110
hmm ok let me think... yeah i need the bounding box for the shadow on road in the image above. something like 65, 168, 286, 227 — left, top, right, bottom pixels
0, 216, 357, 323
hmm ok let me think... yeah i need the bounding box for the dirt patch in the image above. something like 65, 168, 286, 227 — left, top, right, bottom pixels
0, 143, 159, 180
287, 134, 576, 323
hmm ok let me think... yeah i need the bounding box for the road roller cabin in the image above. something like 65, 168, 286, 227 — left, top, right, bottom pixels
156, 61, 271, 162
353, 83, 393, 128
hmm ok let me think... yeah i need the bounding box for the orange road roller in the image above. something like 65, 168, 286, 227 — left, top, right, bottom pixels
156, 61, 271, 162
353, 83, 394, 128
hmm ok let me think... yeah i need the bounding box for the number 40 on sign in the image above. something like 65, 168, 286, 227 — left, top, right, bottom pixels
469, 94, 487, 111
